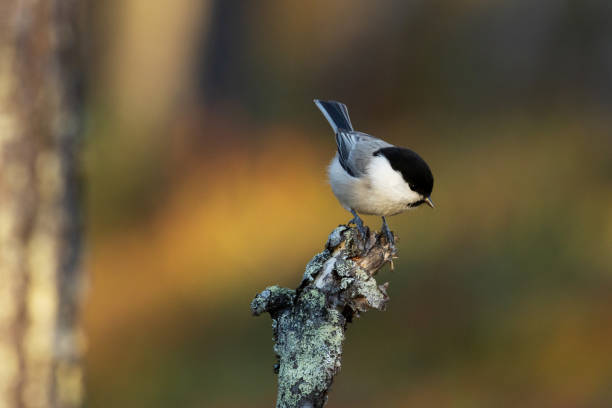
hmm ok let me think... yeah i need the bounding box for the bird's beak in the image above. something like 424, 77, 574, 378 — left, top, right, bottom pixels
424, 197, 435, 208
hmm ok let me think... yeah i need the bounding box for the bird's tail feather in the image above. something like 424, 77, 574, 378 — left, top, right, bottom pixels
314, 99, 353, 133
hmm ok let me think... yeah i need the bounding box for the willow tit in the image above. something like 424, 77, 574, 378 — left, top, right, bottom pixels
314, 99, 434, 245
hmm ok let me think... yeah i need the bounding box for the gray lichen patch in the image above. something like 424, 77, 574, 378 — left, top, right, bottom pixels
275, 288, 345, 408
301, 250, 331, 287
333, 258, 355, 278
251, 286, 295, 316
349, 269, 389, 312
325, 226, 347, 249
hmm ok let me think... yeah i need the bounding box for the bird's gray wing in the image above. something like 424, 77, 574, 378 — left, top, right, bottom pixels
335, 130, 360, 176
336, 131, 392, 177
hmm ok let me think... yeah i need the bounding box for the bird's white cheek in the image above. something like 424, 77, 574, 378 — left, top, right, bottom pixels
367, 156, 420, 204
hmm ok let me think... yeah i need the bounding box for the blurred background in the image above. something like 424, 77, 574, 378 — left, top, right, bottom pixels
81, 1, 612, 407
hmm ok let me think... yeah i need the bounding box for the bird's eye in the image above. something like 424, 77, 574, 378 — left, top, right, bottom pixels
409, 184, 416, 190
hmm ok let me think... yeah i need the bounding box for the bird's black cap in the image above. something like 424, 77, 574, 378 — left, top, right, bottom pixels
374, 147, 434, 198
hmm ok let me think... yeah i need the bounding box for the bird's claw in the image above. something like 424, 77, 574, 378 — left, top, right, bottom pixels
357, 225, 369, 240
381, 217, 396, 249
349, 209, 369, 240
349, 216, 369, 240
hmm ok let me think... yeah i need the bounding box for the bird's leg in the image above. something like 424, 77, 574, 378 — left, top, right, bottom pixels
349, 208, 369, 239
381, 216, 395, 247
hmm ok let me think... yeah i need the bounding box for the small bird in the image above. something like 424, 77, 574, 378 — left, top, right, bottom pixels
314, 99, 434, 245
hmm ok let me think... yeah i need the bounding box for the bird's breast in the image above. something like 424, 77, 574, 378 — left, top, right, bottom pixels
328, 155, 421, 217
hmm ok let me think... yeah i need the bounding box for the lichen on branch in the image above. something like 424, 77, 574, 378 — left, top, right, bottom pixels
251, 225, 396, 408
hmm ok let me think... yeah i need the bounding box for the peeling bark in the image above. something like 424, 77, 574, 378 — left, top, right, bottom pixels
0, 1, 85, 407
252, 226, 396, 408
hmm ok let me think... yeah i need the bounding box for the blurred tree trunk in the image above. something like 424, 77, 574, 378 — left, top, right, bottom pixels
0, 1, 85, 407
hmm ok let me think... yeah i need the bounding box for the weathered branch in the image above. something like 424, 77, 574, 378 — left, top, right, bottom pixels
251, 225, 396, 408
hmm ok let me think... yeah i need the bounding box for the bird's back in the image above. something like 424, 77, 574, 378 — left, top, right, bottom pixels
338, 131, 391, 177
314, 99, 391, 177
